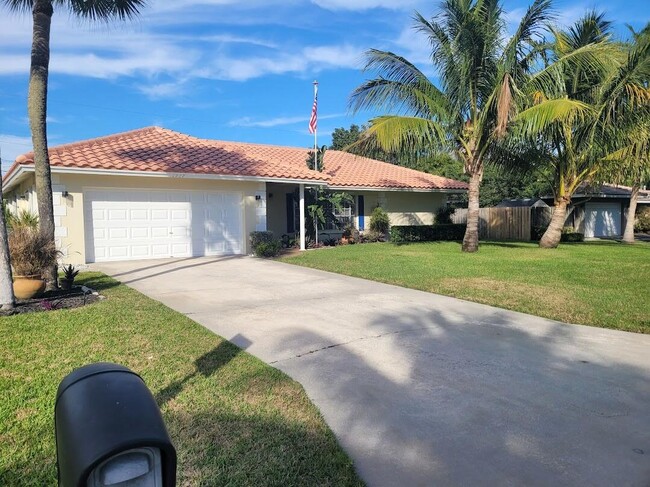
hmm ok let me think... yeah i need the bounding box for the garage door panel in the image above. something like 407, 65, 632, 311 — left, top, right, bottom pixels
584, 203, 621, 237
85, 189, 243, 262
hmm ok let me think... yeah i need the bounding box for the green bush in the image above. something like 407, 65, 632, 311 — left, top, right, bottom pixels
360, 230, 386, 243
635, 207, 650, 233
390, 224, 466, 243
254, 240, 282, 257
435, 206, 455, 224
250, 231, 281, 257
560, 232, 584, 242
369, 207, 390, 234
250, 231, 274, 249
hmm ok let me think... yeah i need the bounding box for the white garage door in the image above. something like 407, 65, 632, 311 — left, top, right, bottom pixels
84, 189, 243, 262
584, 202, 621, 238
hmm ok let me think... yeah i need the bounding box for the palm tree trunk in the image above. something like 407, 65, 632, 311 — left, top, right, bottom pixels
29, 1, 57, 291
462, 169, 482, 253
622, 184, 639, 244
0, 180, 15, 310
539, 198, 569, 248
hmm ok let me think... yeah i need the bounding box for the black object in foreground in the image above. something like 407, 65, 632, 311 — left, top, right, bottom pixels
55, 363, 176, 487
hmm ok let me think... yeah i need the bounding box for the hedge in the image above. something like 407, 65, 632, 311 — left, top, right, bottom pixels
390, 224, 466, 243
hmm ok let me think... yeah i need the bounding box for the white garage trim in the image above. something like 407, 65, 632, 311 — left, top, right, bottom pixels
83, 187, 245, 262
584, 202, 622, 238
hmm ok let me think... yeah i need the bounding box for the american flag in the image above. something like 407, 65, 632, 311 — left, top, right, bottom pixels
308, 82, 318, 134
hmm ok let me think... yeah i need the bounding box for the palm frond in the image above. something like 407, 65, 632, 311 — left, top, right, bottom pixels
353, 116, 447, 155
515, 98, 592, 136
67, 0, 146, 21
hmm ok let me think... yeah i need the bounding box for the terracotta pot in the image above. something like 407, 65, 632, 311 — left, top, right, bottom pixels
13, 275, 46, 300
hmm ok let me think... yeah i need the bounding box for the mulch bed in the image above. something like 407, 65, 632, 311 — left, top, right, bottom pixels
0, 287, 103, 316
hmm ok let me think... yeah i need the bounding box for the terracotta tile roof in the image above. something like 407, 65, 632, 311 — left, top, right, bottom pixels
6, 126, 467, 191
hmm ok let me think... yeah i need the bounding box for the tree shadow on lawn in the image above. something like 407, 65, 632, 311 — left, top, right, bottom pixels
155, 341, 241, 406
269, 305, 650, 486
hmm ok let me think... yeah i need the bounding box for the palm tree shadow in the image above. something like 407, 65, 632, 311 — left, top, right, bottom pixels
155, 341, 240, 406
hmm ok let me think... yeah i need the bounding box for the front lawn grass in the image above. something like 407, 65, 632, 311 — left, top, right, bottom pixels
0, 273, 362, 486
281, 241, 650, 333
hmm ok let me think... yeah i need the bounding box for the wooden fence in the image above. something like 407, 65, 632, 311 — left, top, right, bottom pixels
451, 206, 555, 241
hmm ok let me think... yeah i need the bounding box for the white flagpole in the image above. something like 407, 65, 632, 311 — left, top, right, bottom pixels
313, 80, 318, 171
313, 80, 318, 245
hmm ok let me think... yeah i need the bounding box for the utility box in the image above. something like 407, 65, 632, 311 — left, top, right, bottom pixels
55, 363, 176, 487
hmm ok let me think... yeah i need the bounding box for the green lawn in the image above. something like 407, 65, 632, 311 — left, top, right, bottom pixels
281, 241, 650, 333
0, 273, 362, 486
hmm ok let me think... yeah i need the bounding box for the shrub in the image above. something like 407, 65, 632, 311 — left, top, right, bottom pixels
435, 206, 455, 225
253, 240, 282, 257
390, 224, 466, 244
635, 207, 650, 233
360, 230, 386, 243
342, 224, 360, 243
322, 237, 338, 247
250, 231, 274, 249
369, 207, 390, 234
4, 209, 39, 231
8, 227, 59, 276
560, 232, 584, 242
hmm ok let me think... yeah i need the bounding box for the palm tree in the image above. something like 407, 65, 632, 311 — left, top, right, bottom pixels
3, 0, 146, 289
350, 0, 553, 252
0, 178, 15, 310
600, 117, 650, 244
515, 13, 650, 247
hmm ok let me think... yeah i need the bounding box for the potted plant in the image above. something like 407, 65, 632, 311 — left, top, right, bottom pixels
60, 264, 79, 291
8, 227, 59, 300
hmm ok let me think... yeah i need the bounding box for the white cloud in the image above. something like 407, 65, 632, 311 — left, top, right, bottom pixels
202, 44, 363, 81
0, 134, 32, 173
311, 0, 421, 11
136, 81, 188, 99
229, 112, 344, 127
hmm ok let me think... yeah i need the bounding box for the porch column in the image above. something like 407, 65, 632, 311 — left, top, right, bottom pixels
299, 184, 306, 250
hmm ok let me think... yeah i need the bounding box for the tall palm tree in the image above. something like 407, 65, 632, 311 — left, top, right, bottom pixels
0, 178, 15, 310
3, 0, 146, 289
350, 0, 553, 252
515, 13, 650, 248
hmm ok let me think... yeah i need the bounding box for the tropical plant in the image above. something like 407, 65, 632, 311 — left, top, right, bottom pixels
305, 145, 327, 172
369, 206, 390, 233
597, 25, 650, 244
4, 209, 39, 231
8, 226, 59, 277
349, 0, 554, 252
61, 264, 79, 281
2, 0, 146, 288
515, 13, 650, 247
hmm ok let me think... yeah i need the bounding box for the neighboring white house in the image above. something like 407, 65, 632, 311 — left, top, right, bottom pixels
3, 127, 468, 264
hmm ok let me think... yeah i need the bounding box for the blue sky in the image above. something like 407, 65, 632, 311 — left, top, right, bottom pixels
0, 0, 648, 171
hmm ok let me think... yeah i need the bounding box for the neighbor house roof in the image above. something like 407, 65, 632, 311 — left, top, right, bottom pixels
4, 127, 467, 192
542, 183, 650, 202
496, 198, 549, 208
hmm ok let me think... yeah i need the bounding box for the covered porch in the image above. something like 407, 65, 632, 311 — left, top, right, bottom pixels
264, 181, 450, 249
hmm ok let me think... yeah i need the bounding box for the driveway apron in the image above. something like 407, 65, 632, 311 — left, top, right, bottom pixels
96, 256, 650, 487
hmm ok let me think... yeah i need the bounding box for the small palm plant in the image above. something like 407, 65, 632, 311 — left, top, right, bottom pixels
60, 264, 79, 291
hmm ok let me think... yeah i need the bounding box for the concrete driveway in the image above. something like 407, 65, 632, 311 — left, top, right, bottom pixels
96, 256, 650, 486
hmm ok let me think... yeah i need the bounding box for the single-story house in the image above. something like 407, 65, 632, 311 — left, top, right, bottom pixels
541, 184, 650, 238
3, 126, 467, 264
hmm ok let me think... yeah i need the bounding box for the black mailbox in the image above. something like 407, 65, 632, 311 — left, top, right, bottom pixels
55, 363, 176, 487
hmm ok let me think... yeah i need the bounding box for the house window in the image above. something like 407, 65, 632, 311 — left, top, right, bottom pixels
324, 199, 354, 230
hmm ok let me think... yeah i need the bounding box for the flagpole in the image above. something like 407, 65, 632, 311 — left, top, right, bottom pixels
313, 80, 318, 245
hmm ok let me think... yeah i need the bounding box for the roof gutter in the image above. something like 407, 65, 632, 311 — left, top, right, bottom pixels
328, 185, 467, 193
3, 165, 330, 190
